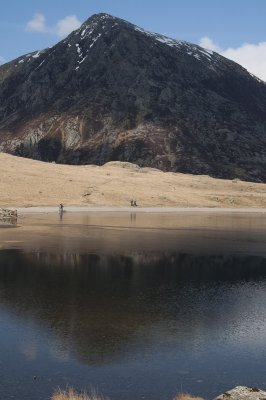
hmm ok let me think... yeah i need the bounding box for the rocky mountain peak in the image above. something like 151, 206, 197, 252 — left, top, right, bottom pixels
70, 12, 123, 40
0, 14, 266, 182
68, 12, 218, 66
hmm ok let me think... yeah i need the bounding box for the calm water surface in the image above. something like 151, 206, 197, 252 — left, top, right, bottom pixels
1, 212, 266, 400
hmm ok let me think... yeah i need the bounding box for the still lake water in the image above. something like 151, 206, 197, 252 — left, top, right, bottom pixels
1, 211, 266, 400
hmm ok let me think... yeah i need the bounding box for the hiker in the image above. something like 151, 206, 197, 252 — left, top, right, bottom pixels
133, 200, 137, 207
59, 203, 64, 213
130, 199, 134, 207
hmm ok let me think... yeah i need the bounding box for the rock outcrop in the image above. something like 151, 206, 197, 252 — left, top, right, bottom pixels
0, 13, 266, 181
215, 386, 266, 400
0, 208, 17, 225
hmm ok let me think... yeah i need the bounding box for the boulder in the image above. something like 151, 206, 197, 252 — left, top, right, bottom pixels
215, 386, 266, 400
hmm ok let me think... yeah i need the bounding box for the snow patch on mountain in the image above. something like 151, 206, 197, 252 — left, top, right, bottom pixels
32, 50, 41, 59
76, 43, 82, 55
89, 33, 101, 48
134, 25, 215, 62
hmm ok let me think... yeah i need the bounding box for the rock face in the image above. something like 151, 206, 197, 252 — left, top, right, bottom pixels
0, 13, 266, 181
215, 386, 266, 400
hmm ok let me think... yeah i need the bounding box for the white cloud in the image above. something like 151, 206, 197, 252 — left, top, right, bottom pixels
0, 56, 6, 65
25, 13, 81, 37
55, 15, 81, 37
223, 42, 266, 82
199, 36, 266, 82
199, 36, 222, 53
26, 13, 49, 33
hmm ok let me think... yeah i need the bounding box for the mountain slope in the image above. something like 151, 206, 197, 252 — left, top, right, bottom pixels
1, 152, 266, 208
0, 13, 266, 182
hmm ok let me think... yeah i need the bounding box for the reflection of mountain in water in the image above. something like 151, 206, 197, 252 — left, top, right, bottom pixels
1, 249, 266, 365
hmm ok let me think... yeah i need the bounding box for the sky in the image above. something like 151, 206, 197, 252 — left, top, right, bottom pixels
1, 0, 266, 81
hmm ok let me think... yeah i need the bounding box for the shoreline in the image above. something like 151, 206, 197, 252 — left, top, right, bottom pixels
9, 206, 266, 214
1, 206, 266, 256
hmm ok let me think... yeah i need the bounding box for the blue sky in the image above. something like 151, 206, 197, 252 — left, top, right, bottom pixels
1, 0, 266, 80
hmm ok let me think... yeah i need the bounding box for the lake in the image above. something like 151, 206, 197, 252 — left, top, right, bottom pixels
1, 211, 266, 400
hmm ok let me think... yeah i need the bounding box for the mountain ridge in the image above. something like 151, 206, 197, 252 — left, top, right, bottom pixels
0, 13, 266, 182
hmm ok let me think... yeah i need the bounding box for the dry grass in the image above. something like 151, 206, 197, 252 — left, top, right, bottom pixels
51, 388, 108, 400
174, 394, 204, 400
51, 389, 203, 400
1, 152, 266, 208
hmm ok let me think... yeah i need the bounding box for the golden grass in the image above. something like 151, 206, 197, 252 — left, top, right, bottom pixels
174, 394, 204, 400
51, 388, 108, 400
51, 389, 203, 400
1, 152, 266, 208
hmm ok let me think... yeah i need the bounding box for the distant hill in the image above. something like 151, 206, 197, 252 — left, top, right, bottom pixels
0, 13, 266, 182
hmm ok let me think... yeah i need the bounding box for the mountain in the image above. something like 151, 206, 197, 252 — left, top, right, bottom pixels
0, 13, 266, 182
